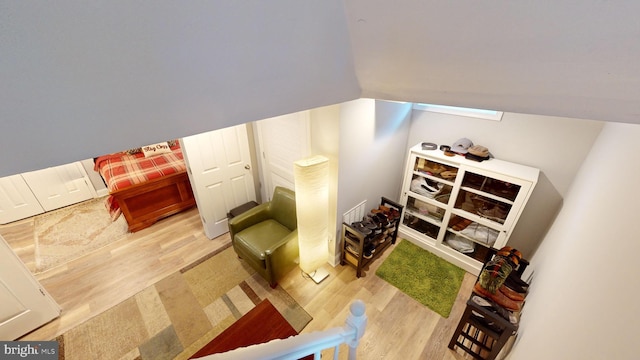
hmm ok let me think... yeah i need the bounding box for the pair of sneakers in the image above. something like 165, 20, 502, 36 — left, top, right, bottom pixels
351, 220, 374, 235
473, 282, 523, 312
471, 295, 518, 325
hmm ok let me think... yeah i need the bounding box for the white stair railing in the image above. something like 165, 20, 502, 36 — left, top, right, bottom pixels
194, 300, 367, 360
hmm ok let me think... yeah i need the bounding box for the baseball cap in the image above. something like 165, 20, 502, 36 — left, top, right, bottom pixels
468, 145, 489, 157
452, 138, 473, 154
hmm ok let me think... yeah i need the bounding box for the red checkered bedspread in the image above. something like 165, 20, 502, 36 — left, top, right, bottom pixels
94, 145, 187, 220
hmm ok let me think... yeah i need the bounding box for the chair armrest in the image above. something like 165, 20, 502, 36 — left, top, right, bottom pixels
265, 229, 300, 281
264, 229, 298, 255
228, 203, 270, 240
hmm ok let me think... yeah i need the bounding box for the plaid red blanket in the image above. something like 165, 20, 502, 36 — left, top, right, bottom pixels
94, 145, 187, 220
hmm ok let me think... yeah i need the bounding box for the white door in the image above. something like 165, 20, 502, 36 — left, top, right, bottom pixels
182, 124, 256, 239
0, 175, 45, 224
0, 234, 60, 340
21, 162, 94, 212
255, 111, 311, 202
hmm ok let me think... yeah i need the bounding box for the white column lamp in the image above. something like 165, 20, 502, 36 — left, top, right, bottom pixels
294, 155, 330, 283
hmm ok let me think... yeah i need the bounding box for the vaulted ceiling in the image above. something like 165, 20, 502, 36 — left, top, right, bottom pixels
1, 1, 639, 176
343, 0, 640, 124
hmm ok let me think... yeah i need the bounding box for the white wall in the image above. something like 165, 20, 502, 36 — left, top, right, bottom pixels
507, 121, 640, 359
337, 99, 412, 232
286, 99, 412, 266
0, 1, 360, 177
407, 110, 604, 258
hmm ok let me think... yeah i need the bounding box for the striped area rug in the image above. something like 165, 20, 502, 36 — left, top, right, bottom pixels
56, 245, 312, 360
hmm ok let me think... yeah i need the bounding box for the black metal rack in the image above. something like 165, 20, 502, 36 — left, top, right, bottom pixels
340, 197, 403, 277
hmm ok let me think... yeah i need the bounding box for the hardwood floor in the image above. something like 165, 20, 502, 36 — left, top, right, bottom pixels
279, 242, 477, 360
2, 207, 229, 342
2, 204, 479, 359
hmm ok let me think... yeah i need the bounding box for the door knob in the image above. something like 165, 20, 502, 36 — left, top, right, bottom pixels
245, 164, 251, 170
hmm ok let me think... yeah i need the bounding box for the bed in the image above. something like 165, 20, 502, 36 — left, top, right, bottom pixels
94, 141, 196, 232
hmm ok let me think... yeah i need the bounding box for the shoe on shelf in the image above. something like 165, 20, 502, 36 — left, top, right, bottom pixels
504, 273, 529, 293
351, 222, 372, 235
362, 217, 378, 230
471, 295, 512, 323
500, 285, 525, 302
507, 271, 530, 287
375, 213, 389, 227
452, 218, 473, 231
473, 283, 522, 312
388, 208, 401, 221
363, 243, 376, 259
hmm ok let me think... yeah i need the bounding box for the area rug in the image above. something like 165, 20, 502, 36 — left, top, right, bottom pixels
34, 197, 129, 273
376, 239, 466, 318
55, 245, 312, 360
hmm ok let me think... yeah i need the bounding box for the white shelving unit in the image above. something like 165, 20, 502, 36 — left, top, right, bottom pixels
398, 144, 539, 275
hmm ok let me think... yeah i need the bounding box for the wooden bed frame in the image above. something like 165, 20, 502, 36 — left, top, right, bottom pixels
111, 171, 196, 232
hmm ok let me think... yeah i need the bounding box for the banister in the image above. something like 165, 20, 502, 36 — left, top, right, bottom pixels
194, 300, 367, 360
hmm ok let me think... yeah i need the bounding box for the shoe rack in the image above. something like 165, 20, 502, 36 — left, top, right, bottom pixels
448, 295, 519, 360
398, 143, 539, 275
448, 252, 530, 360
340, 197, 404, 278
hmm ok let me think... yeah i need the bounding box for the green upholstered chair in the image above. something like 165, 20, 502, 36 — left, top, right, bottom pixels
228, 186, 299, 288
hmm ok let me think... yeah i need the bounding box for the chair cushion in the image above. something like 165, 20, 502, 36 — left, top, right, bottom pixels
234, 219, 293, 260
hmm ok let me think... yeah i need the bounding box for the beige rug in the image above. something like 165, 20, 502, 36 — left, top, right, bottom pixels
34, 197, 128, 273
56, 245, 312, 360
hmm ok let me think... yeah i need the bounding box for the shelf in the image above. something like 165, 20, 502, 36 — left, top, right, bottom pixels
398, 144, 539, 275
407, 189, 450, 209
412, 156, 459, 183
460, 171, 521, 202
405, 207, 443, 226
446, 226, 497, 248
442, 234, 494, 264
340, 197, 404, 278
413, 170, 456, 187
459, 186, 515, 206
402, 213, 440, 241
448, 211, 503, 236
409, 174, 453, 205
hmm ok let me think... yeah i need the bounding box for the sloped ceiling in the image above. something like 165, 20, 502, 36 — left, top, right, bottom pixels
2, 1, 639, 176
0, 1, 359, 176
344, 0, 640, 124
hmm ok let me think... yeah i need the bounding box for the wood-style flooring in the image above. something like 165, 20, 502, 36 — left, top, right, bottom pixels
2, 204, 479, 359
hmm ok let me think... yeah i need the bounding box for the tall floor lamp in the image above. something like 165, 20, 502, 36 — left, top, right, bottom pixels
294, 155, 330, 283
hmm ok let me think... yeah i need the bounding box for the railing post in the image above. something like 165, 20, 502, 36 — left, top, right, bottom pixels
345, 300, 367, 360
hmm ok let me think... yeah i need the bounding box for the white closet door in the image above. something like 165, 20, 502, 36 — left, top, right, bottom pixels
0, 234, 60, 340
255, 111, 311, 202
0, 175, 45, 224
21, 162, 94, 212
